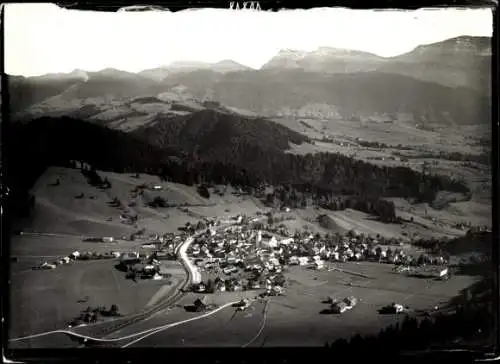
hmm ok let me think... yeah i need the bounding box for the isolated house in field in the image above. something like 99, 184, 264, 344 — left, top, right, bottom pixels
393, 303, 404, 313
344, 296, 358, 307
101, 237, 114, 243
70, 251, 80, 259
195, 282, 207, 293
120, 252, 140, 265
437, 267, 449, 278
331, 301, 348, 314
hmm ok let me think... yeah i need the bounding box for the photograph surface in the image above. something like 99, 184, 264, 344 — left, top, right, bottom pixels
4, 4, 494, 350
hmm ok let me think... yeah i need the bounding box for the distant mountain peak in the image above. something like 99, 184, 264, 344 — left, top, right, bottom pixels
313, 47, 382, 58
214, 59, 245, 67
277, 49, 308, 58
413, 35, 491, 55
168, 60, 209, 68
95, 68, 135, 77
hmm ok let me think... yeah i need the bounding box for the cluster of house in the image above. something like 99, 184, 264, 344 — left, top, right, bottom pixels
118, 250, 177, 280
32, 250, 119, 270
83, 236, 116, 243
329, 296, 358, 314
183, 221, 451, 296
186, 225, 286, 293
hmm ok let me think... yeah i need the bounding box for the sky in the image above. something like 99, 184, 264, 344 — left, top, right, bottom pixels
5, 4, 494, 77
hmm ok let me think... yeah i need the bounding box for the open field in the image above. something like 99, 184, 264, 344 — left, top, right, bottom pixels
280, 117, 491, 204
276, 117, 489, 154
17, 167, 268, 236
8, 167, 269, 345
122, 261, 477, 347
121, 300, 267, 347
8, 163, 489, 348
276, 117, 491, 241
8, 253, 184, 339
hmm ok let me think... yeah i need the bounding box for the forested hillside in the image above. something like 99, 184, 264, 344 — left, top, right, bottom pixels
7, 117, 470, 223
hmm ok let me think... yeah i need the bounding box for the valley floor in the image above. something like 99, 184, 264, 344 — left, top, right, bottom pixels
7, 164, 491, 348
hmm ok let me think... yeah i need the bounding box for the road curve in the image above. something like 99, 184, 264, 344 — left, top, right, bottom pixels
176, 236, 202, 285
10, 301, 239, 345
10, 219, 261, 344
242, 300, 270, 348
175, 222, 239, 286
121, 301, 239, 347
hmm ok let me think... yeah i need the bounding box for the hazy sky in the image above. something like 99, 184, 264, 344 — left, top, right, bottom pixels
5, 4, 493, 77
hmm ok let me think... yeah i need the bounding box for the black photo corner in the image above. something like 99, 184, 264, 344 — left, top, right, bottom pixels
1, 0, 499, 363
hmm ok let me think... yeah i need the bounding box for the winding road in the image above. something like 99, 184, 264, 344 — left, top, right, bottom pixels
9, 221, 239, 344
242, 300, 270, 347
9, 301, 240, 347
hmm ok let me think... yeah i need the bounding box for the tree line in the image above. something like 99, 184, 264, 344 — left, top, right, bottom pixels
325, 276, 493, 357
6, 117, 471, 224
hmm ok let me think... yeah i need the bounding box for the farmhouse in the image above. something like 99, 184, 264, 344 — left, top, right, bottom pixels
153, 251, 171, 261
331, 301, 348, 314
344, 296, 358, 307
120, 252, 140, 265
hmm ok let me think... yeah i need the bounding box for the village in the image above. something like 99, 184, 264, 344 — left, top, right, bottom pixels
29, 207, 466, 321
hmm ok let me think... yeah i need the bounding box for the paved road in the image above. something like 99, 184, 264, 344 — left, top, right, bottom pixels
10, 217, 265, 344
121, 301, 239, 347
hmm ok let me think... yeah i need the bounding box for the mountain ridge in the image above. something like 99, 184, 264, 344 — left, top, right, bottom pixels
7, 36, 491, 126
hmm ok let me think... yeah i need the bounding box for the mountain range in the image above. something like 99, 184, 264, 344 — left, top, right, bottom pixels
8, 36, 491, 127
261, 36, 491, 93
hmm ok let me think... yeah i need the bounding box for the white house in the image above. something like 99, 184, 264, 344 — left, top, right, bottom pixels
263, 236, 278, 249
438, 267, 449, 277
70, 251, 80, 259
298, 257, 309, 266
314, 260, 325, 270
393, 303, 404, 313
280, 237, 294, 245
153, 273, 163, 280
102, 237, 114, 243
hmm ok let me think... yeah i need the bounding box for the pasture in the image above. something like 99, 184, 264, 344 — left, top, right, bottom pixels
9, 233, 185, 341
117, 262, 478, 348
8, 256, 180, 339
